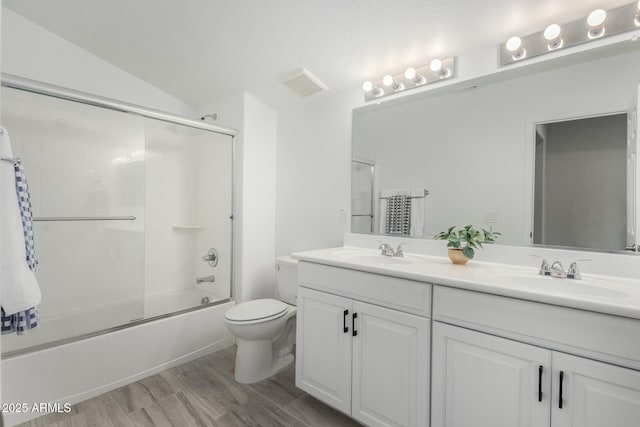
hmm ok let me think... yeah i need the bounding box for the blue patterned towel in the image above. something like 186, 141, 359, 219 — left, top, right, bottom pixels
1, 157, 39, 335
13, 159, 38, 271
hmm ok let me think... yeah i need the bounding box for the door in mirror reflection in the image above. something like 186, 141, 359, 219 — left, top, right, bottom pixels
351, 159, 375, 233
627, 88, 640, 253
533, 114, 627, 251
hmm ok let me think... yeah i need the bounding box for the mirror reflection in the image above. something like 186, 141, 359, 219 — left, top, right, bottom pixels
351, 46, 640, 253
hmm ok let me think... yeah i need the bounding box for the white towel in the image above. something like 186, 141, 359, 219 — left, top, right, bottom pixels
379, 188, 425, 237
1, 127, 42, 315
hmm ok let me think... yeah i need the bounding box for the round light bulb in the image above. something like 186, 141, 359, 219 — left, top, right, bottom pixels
382, 75, 394, 87
506, 36, 522, 52
587, 9, 606, 27
362, 81, 373, 92
404, 67, 417, 80
429, 59, 443, 72
544, 24, 561, 41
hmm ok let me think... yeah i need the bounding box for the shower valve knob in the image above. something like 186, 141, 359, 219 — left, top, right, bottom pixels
203, 248, 219, 267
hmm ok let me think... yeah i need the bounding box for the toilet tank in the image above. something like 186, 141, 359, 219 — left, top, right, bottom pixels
275, 255, 298, 306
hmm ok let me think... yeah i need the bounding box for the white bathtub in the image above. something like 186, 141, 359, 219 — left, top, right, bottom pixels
1, 300, 235, 426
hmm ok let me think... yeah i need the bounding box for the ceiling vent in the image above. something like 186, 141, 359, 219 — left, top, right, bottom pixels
282, 68, 328, 97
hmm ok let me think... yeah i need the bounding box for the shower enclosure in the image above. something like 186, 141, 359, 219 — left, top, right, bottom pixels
1, 74, 235, 357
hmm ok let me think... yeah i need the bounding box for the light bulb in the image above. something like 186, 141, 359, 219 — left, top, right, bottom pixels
404, 67, 416, 80
506, 36, 522, 52
506, 36, 526, 60
382, 75, 404, 91
587, 9, 606, 27
362, 80, 383, 97
429, 58, 451, 78
587, 9, 606, 38
404, 67, 426, 85
544, 24, 561, 41
544, 24, 563, 50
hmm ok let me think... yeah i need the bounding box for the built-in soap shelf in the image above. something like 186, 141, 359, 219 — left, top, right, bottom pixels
172, 225, 206, 230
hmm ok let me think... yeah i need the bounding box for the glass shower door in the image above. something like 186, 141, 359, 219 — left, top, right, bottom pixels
1, 87, 146, 354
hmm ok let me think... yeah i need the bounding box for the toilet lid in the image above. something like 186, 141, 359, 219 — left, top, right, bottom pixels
225, 299, 288, 322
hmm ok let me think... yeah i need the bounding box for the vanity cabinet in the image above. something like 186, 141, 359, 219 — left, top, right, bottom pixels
296, 262, 431, 427
431, 287, 640, 427
431, 322, 551, 427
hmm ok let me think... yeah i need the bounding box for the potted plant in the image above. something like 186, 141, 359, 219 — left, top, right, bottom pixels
434, 225, 501, 265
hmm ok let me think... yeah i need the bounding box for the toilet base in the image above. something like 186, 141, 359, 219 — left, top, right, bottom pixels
234, 339, 294, 384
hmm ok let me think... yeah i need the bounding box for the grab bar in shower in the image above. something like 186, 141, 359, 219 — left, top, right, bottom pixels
33, 216, 136, 222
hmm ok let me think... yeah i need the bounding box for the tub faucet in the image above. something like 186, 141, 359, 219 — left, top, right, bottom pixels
196, 274, 215, 284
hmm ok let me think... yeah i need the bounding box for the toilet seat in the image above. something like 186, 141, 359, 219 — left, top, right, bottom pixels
225, 299, 288, 325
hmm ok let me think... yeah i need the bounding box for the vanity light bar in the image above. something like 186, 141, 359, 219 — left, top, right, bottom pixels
362, 56, 456, 102
500, 1, 640, 66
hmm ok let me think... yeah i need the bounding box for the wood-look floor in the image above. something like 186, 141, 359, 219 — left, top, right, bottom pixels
19, 346, 362, 427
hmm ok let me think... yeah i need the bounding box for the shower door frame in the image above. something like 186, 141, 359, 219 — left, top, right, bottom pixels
1, 73, 238, 357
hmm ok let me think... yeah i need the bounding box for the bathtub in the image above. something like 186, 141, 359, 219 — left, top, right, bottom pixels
1, 295, 235, 426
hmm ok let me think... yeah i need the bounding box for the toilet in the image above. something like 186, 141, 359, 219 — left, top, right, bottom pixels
224, 255, 298, 384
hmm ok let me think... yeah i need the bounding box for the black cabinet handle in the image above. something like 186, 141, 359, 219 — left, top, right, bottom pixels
559, 371, 564, 409
343, 310, 349, 333
538, 365, 543, 402
352, 313, 358, 336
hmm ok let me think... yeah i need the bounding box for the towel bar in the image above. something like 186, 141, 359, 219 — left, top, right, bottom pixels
33, 216, 136, 222
379, 189, 429, 199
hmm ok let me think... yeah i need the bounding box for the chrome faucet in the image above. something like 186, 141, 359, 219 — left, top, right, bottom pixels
378, 242, 406, 257
566, 260, 589, 280
379, 243, 396, 256
196, 274, 215, 284
395, 243, 407, 257
538, 259, 551, 276
550, 261, 566, 278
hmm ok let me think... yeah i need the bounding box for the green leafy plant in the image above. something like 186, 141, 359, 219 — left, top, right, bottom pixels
434, 225, 501, 259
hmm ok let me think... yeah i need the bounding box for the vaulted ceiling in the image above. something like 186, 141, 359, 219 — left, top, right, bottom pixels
3, 0, 631, 109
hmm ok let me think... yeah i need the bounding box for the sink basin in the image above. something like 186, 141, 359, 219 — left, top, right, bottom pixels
493, 273, 628, 299
330, 249, 425, 266
341, 253, 423, 265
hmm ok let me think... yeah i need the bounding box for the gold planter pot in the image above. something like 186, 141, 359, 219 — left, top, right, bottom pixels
447, 248, 470, 265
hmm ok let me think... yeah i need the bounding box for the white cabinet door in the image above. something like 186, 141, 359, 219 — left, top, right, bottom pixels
351, 301, 430, 427
551, 352, 640, 427
431, 322, 551, 427
295, 287, 353, 413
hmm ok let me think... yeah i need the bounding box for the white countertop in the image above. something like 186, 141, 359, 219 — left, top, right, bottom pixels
293, 246, 640, 320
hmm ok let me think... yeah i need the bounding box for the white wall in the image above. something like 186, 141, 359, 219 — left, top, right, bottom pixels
242, 94, 277, 299
1, 8, 194, 116
352, 49, 640, 246
197, 92, 278, 302
276, 89, 360, 256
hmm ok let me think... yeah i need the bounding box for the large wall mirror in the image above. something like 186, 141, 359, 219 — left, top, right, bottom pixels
352, 44, 640, 254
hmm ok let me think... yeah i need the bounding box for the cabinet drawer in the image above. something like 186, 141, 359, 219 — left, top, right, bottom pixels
433, 286, 640, 370
298, 261, 431, 317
